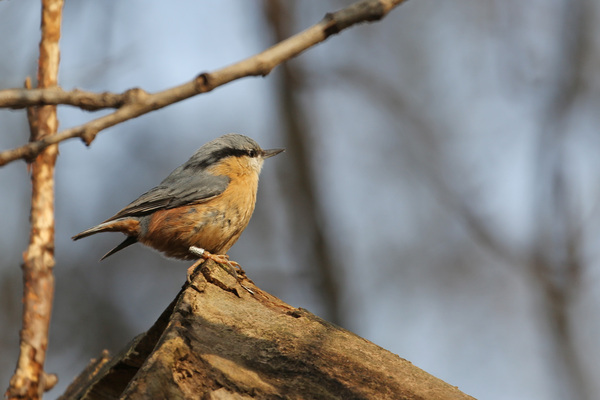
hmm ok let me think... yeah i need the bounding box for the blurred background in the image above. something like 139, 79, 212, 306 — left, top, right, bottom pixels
1, 1, 600, 399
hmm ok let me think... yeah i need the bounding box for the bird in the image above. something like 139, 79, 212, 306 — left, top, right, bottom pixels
72, 133, 284, 272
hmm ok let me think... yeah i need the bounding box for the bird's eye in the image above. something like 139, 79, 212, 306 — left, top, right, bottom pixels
248, 150, 257, 157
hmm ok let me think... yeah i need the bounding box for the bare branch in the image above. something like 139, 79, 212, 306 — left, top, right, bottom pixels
0, 87, 127, 110
5, 1, 63, 399
0, 0, 407, 167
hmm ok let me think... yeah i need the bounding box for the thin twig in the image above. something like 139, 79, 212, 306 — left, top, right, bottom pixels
5, 0, 63, 399
0, 0, 406, 167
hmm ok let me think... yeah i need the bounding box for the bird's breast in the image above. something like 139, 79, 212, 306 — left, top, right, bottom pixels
139, 171, 260, 260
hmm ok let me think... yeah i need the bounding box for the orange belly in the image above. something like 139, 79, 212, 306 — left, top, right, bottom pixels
138, 172, 258, 260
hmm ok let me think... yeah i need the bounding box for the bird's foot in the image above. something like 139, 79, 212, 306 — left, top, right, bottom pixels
188, 246, 253, 294
189, 246, 242, 270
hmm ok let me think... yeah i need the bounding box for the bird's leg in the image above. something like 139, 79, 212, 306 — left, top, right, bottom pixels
189, 246, 241, 270
188, 246, 253, 294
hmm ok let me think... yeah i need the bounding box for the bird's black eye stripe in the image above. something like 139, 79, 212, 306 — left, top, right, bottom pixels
210, 147, 247, 160
207, 147, 260, 162
184, 146, 261, 171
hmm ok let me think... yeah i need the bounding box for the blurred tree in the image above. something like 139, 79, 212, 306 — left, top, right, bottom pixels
263, 0, 343, 324
1, 1, 600, 399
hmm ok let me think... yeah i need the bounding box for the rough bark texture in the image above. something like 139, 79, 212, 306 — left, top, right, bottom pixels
59, 261, 475, 400
5, 1, 63, 398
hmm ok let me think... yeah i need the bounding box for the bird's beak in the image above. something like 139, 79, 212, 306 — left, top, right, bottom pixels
262, 148, 285, 159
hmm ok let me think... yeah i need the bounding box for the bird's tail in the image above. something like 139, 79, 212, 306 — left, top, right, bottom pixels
100, 236, 138, 260
72, 218, 140, 240
72, 218, 141, 260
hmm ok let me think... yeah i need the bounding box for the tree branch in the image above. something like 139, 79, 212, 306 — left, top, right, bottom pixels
0, 87, 128, 111
5, 1, 63, 399
0, 0, 407, 167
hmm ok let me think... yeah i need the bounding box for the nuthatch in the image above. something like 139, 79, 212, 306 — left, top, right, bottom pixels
72, 134, 283, 275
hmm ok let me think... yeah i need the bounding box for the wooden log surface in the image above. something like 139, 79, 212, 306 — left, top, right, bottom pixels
59, 261, 475, 400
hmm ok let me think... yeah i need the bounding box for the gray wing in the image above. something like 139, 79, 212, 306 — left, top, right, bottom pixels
106, 168, 229, 221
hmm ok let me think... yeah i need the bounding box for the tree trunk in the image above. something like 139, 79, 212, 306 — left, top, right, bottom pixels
59, 261, 475, 400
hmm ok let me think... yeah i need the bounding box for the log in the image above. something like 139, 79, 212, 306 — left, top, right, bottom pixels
59, 261, 475, 400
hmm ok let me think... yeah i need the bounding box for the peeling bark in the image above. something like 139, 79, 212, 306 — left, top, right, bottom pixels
60, 262, 475, 400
